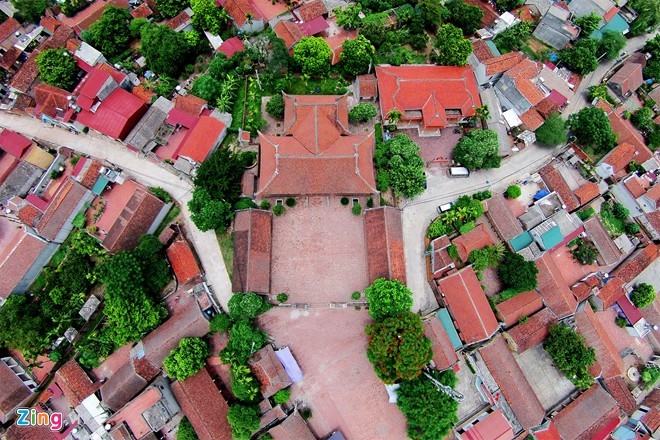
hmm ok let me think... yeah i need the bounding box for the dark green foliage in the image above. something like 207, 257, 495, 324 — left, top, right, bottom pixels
285, 197, 296, 207
230, 364, 260, 402
577, 207, 595, 221
164, 337, 210, 381
10, 0, 47, 23
432, 24, 472, 66
273, 205, 286, 216
587, 85, 614, 105
374, 133, 426, 197
366, 197, 374, 208
631, 107, 655, 132
459, 221, 475, 234
571, 238, 599, 265
598, 30, 626, 60
612, 202, 630, 219
630, 283, 656, 308
266, 94, 285, 119
177, 417, 199, 440
499, 251, 538, 291
628, 0, 660, 35
149, 186, 172, 203
60, 0, 90, 17
397, 370, 459, 440
36, 49, 78, 91
506, 185, 521, 199
468, 244, 505, 270
352, 203, 362, 215
76, 328, 116, 368
559, 38, 599, 75
259, 200, 271, 210
227, 404, 260, 440
493, 22, 533, 53
366, 311, 432, 384
209, 53, 237, 79
276, 293, 288, 303
192, 75, 223, 102
453, 129, 501, 170
365, 278, 414, 322
625, 222, 640, 235
447, 0, 483, 36
545, 324, 595, 389
536, 113, 567, 146
573, 12, 601, 35
340, 35, 376, 76
293, 37, 333, 77
234, 197, 258, 211
349, 103, 377, 122
220, 320, 268, 365
0, 295, 55, 358
567, 107, 617, 152
641, 365, 660, 387
649, 125, 660, 150
335, 4, 363, 30
472, 191, 492, 201
615, 317, 627, 328
190, 0, 229, 34
210, 313, 233, 333
341, 197, 350, 205
228, 292, 271, 321
134, 235, 172, 294
156, 0, 190, 18
417, 0, 448, 29
141, 24, 192, 78
83, 6, 132, 59
496, 0, 524, 11
273, 389, 290, 405
130, 18, 151, 39
427, 195, 485, 238
352, 291, 362, 300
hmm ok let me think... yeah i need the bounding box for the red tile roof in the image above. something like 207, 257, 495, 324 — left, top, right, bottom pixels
609, 62, 644, 95
58, 0, 130, 35
324, 31, 357, 65
0, 226, 47, 299
484, 52, 525, 76
357, 74, 378, 99
535, 97, 560, 119
479, 335, 545, 430
583, 217, 622, 267
496, 290, 543, 328
232, 209, 272, 293
6, 422, 58, 440
218, 36, 245, 58
452, 223, 495, 262
55, 360, 95, 407
597, 101, 650, 154
642, 389, 660, 432
273, 20, 304, 50
423, 314, 459, 371
472, 40, 495, 63
299, 15, 329, 36
464, 0, 499, 27
603, 376, 636, 415
76, 158, 103, 189
75, 87, 146, 140
575, 306, 624, 379
130, 3, 153, 18
596, 276, 625, 308
604, 6, 619, 22
40, 16, 62, 33
532, 421, 562, 440
436, 266, 499, 344
166, 238, 202, 287
603, 142, 638, 175
574, 182, 600, 206
174, 94, 207, 116
268, 412, 315, 440
166, 9, 192, 31
222, 0, 261, 27
33, 83, 71, 119
505, 307, 556, 353
645, 184, 660, 206
36, 179, 88, 241
0, 359, 32, 421
131, 84, 156, 104
178, 116, 226, 164
535, 254, 578, 319
462, 409, 514, 440
256, 94, 377, 197
376, 65, 482, 130
107, 387, 162, 439
0, 46, 21, 71
611, 243, 659, 284
294, 0, 327, 21
485, 193, 524, 242
552, 385, 619, 440
248, 345, 292, 398
505, 59, 545, 106
365, 207, 406, 284
539, 164, 580, 212
18, 204, 42, 227
520, 107, 545, 131
0, 129, 32, 158
171, 368, 232, 440
0, 18, 20, 43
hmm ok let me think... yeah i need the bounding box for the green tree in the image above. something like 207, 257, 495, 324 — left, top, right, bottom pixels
631, 106, 655, 132
567, 106, 617, 152
496, 0, 524, 11
506, 185, 522, 199
10, 0, 47, 23
227, 404, 260, 440
156, 0, 190, 18
266, 94, 285, 119
559, 38, 599, 75
210, 313, 233, 333
375, 133, 427, 198
188, 187, 234, 232
573, 12, 602, 35
230, 364, 260, 402
220, 320, 268, 365
536, 113, 567, 146
365, 278, 414, 321
366, 312, 432, 384
0, 295, 54, 359
628, 0, 660, 36
83, 6, 133, 59
641, 366, 660, 387
177, 417, 199, 440
228, 292, 271, 321
36, 49, 78, 91
630, 283, 656, 308
293, 37, 333, 77
134, 234, 171, 294
141, 24, 192, 78
340, 35, 376, 77
360, 14, 388, 47
571, 239, 599, 265
432, 24, 472, 66
598, 30, 626, 60
418, 0, 448, 29
493, 21, 533, 53
447, 0, 483, 36
209, 53, 237, 79
60, 0, 89, 17
587, 85, 613, 104
164, 337, 210, 381
349, 103, 377, 122
453, 129, 501, 170
195, 146, 252, 205
335, 4, 363, 30
498, 251, 538, 290
190, 0, 228, 34
545, 324, 595, 389
130, 18, 151, 39
397, 370, 459, 440
192, 74, 223, 102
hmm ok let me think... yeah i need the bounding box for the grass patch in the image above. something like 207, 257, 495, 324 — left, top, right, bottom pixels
600, 208, 625, 236
492, 287, 526, 304
155, 206, 180, 236
217, 231, 234, 282
284, 76, 347, 95
577, 207, 595, 221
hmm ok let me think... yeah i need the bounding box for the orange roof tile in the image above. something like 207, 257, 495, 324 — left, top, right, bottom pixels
55, 360, 95, 408
130, 3, 153, 18
553, 384, 619, 440
166, 238, 202, 287
0, 18, 20, 43
603, 376, 636, 414
612, 243, 659, 283
574, 182, 600, 205
273, 20, 303, 50
496, 290, 544, 328
167, 9, 192, 30
294, 0, 327, 21
232, 209, 272, 293
484, 52, 525, 76
539, 164, 580, 212
472, 40, 495, 62
222, 0, 261, 27
506, 59, 545, 106
17, 204, 42, 227
452, 223, 495, 262
576, 306, 624, 379
604, 6, 619, 22
33, 83, 70, 119
505, 307, 557, 353
40, 16, 62, 33
357, 74, 378, 99
178, 116, 226, 164
423, 314, 459, 371
131, 84, 156, 104
365, 207, 406, 284
535, 253, 578, 318
520, 108, 545, 131
174, 94, 207, 116
598, 100, 650, 154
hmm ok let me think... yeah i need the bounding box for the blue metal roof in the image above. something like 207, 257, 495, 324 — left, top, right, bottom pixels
590, 14, 629, 40
510, 231, 534, 252
437, 309, 462, 350
91, 176, 109, 195
540, 225, 563, 250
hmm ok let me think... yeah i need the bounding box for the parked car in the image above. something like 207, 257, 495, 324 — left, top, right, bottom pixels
437, 202, 453, 214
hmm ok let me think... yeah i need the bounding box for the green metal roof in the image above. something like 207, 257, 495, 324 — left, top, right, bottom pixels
510, 231, 533, 252
590, 14, 629, 40
437, 309, 462, 350
91, 176, 109, 195
540, 225, 563, 251
486, 40, 501, 56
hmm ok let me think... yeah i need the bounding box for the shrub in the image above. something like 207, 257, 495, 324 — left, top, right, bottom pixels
468, 244, 505, 270
228, 293, 271, 320
285, 197, 296, 207
499, 251, 538, 291
276, 293, 288, 303
349, 103, 377, 122
259, 200, 272, 211
50, 168, 64, 179
149, 186, 172, 203
341, 197, 349, 205
273, 389, 291, 405
571, 239, 599, 265
519, 315, 529, 324
231, 364, 260, 402
472, 190, 492, 201
266, 94, 285, 119
273, 205, 286, 216
577, 207, 595, 221
352, 203, 362, 216
164, 338, 210, 381
506, 185, 522, 199
365, 278, 414, 321
177, 417, 198, 440
447, 244, 459, 260
545, 324, 595, 389
300, 408, 312, 420
234, 197, 258, 211
615, 317, 627, 328
630, 283, 656, 308
210, 313, 233, 334
612, 202, 630, 219
351, 291, 361, 300
459, 221, 475, 235
641, 366, 660, 388
366, 197, 374, 208
227, 404, 260, 440
220, 321, 268, 365
625, 222, 640, 235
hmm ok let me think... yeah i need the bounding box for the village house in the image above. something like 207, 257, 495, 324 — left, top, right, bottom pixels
532, 3, 579, 50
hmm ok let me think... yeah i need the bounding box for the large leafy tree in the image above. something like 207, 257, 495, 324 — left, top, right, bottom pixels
535, 113, 567, 146
220, 320, 268, 365
366, 312, 432, 384
630, 106, 655, 132
559, 38, 599, 75
630, 283, 656, 308
598, 30, 626, 60
418, 0, 448, 29
190, 0, 229, 34
374, 133, 427, 198
447, 0, 483, 36
164, 337, 210, 381
573, 12, 601, 35
140, 24, 192, 78
83, 5, 132, 59
498, 251, 538, 291
0, 295, 54, 358
340, 35, 376, 77
629, 0, 660, 35
36, 49, 78, 91
545, 324, 595, 389
230, 364, 260, 402
191, 74, 223, 103
293, 37, 333, 77
397, 370, 459, 440
365, 278, 414, 322
60, 0, 90, 17
133, 235, 172, 294
155, 0, 190, 18
453, 129, 501, 170
227, 404, 260, 440
227, 293, 271, 321
188, 187, 234, 233
335, 4, 363, 30
11, 0, 47, 23
177, 418, 199, 440
567, 106, 617, 152
432, 24, 472, 66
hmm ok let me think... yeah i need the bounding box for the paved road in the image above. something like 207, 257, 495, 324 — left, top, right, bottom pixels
0, 112, 233, 310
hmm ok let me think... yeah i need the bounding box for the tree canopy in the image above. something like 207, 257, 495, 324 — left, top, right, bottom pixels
340, 35, 376, 77
630, 283, 656, 308
397, 370, 459, 440
188, 187, 234, 233
545, 324, 595, 389
266, 94, 285, 119
349, 103, 377, 122
559, 38, 599, 75
155, 0, 190, 18
630, 106, 655, 132
374, 133, 427, 198
177, 417, 199, 440
10, 0, 47, 23
498, 251, 538, 291
573, 13, 601, 35
629, 0, 660, 35
336, 4, 363, 30
220, 320, 268, 365
447, 0, 484, 36
598, 30, 626, 60
140, 24, 192, 78
365, 278, 414, 322
453, 129, 501, 170
227, 292, 271, 321
191, 74, 223, 102
190, 0, 229, 34
164, 337, 210, 381
432, 24, 472, 66
227, 404, 260, 440
293, 37, 333, 77
535, 113, 567, 146
60, 0, 89, 17
36, 49, 78, 91
366, 311, 432, 384
567, 106, 617, 153
0, 295, 54, 358
417, 0, 447, 29
82, 5, 132, 59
